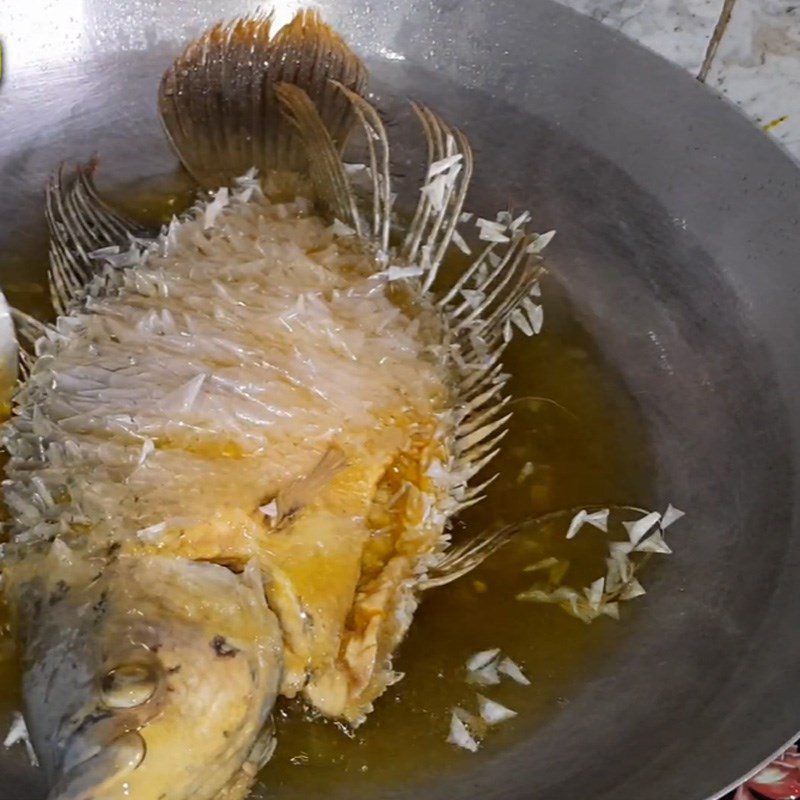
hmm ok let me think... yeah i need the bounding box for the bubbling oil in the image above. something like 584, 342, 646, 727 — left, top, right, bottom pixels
0, 173, 655, 796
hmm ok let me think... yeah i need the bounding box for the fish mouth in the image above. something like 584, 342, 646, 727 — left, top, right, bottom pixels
47, 730, 146, 800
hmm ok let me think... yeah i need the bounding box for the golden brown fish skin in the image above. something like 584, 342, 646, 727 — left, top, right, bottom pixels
6, 549, 282, 800
2, 7, 543, 800
5, 184, 454, 799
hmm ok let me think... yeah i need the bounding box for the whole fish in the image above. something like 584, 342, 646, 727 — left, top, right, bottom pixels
1, 10, 547, 800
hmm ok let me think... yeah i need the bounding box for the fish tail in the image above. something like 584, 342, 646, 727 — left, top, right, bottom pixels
158, 10, 367, 192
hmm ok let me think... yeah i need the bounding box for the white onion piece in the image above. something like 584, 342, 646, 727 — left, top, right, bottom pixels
498, 657, 531, 686
477, 694, 517, 725
634, 532, 673, 554
428, 153, 463, 177
466, 662, 501, 686
585, 509, 609, 532
331, 219, 356, 237
661, 504, 685, 529
619, 578, 646, 600
259, 500, 278, 521
584, 577, 605, 610
465, 648, 500, 672
623, 512, 661, 545
526, 230, 556, 253
566, 510, 588, 540
4, 712, 38, 766
447, 711, 479, 752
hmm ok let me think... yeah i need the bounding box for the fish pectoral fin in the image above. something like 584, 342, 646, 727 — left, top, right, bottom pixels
158, 10, 367, 188
417, 522, 519, 590
274, 445, 348, 522
45, 160, 152, 316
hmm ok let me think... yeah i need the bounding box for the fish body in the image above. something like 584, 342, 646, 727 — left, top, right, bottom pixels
1, 10, 546, 800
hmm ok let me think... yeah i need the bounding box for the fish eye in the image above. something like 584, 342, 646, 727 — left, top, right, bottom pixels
100, 663, 158, 709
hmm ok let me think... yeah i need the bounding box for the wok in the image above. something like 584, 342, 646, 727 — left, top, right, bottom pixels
1, 1, 799, 798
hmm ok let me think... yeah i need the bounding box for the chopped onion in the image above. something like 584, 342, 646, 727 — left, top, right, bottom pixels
498, 657, 531, 686
509, 210, 531, 231
566, 510, 588, 540
477, 694, 517, 724
517, 461, 535, 483
331, 219, 356, 237
511, 308, 534, 336
427, 153, 463, 178
661, 504, 685, 529
623, 511, 661, 545
454, 706, 489, 738
584, 577, 605, 610
524, 557, 559, 573
476, 218, 510, 243
451, 228, 472, 255
634, 532, 673, 554
520, 502, 686, 623
466, 663, 501, 686
585, 509, 609, 532
619, 578, 646, 600
203, 187, 229, 230
385, 265, 425, 281
516, 588, 556, 603
609, 541, 635, 557
605, 551, 634, 594
447, 711, 479, 752
259, 500, 278, 521
526, 229, 556, 253
4, 712, 38, 766
522, 298, 544, 334
465, 648, 500, 672
461, 289, 485, 310
421, 174, 449, 212
601, 602, 620, 620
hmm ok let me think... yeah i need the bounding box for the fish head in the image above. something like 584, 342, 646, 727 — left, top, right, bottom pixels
17, 553, 283, 800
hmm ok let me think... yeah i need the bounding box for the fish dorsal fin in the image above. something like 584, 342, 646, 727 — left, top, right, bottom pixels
158, 10, 367, 189
275, 82, 362, 231
46, 160, 148, 315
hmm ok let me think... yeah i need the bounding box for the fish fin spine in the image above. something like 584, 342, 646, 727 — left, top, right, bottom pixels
401, 104, 474, 291
418, 521, 518, 590
45, 160, 146, 315
275, 82, 362, 232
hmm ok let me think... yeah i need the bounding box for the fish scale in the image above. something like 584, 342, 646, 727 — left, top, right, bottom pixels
7, 190, 447, 543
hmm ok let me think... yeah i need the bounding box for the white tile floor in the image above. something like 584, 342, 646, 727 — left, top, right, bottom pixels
557, 0, 800, 160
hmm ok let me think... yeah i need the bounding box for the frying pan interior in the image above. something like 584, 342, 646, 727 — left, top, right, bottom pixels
0, 2, 799, 799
